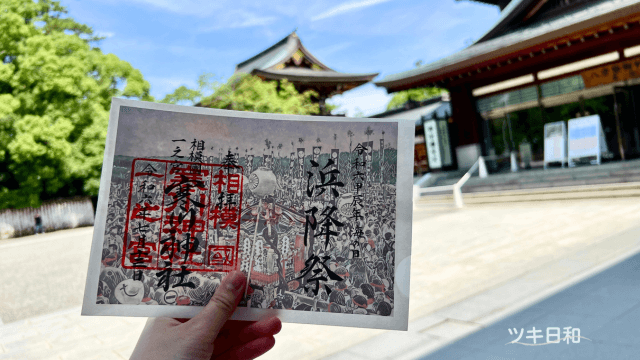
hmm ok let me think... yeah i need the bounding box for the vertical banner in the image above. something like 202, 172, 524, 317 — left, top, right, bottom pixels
367, 141, 374, 183
289, 152, 295, 173
380, 139, 385, 183
312, 146, 322, 163
331, 149, 340, 170
436, 120, 453, 167
297, 148, 305, 178
423, 119, 442, 169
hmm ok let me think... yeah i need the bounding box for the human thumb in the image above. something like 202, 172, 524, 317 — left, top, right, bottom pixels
191, 270, 246, 341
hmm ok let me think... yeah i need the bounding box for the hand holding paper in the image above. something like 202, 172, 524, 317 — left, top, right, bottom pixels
130, 271, 281, 360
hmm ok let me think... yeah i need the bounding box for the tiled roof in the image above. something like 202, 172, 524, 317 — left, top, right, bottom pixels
235, 32, 332, 74
376, 0, 639, 90
234, 32, 378, 85
370, 96, 452, 126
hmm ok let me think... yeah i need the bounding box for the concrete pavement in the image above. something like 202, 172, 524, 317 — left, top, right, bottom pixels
2, 198, 640, 359
0, 308, 145, 360
0, 227, 94, 323
417, 243, 640, 359
326, 222, 640, 359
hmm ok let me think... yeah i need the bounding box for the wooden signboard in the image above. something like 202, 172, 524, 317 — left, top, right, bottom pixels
581, 58, 640, 88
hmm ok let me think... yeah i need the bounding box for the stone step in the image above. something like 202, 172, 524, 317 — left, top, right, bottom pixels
417, 182, 640, 205
427, 160, 640, 191
433, 175, 640, 192
463, 176, 640, 193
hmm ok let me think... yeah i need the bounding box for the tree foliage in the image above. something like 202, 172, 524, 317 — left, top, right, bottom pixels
162, 73, 320, 115
159, 73, 217, 105
386, 87, 446, 110
0, 0, 152, 208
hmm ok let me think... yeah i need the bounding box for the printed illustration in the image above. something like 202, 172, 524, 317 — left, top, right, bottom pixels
96, 104, 399, 318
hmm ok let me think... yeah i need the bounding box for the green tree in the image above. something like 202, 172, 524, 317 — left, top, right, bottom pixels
386, 87, 446, 110
0, 0, 152, 208
159, 73, 218, 105
162, 73, 319, 115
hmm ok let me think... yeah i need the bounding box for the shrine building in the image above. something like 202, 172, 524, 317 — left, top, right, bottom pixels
235, 31, 378, 115
376, 0, 640, 172
371, 95, 453, 175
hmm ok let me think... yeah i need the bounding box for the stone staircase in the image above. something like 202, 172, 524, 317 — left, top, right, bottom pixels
416, 159, 640, 205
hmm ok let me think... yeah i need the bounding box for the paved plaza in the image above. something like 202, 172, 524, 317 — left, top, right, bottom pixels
419, 249, 640, 360
1, 198, 640, 359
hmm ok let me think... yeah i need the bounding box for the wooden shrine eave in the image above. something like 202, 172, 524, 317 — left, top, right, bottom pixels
459, 19, 640, 93
482, 75, 640, 119
376, 1, 640, 92
477, 0, 544, 42
477, 0, 598, 43
253, 68, 378, 85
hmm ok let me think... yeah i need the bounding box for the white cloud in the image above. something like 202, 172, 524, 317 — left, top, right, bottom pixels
125, 0, 223, 16
197, 11, 278, 32
107, 37, 243, 60
94, 31, 115, 38
314, 42, 352, 60
328, 83, 392, 117
311, 0, 392, 21
114, 0, 278, 29
232, 15, 277, 28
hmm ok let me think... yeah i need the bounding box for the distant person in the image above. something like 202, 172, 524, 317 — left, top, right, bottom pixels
34, 213, 43, 234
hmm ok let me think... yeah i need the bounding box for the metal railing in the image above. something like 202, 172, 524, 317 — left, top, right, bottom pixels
413, 156, 488, 208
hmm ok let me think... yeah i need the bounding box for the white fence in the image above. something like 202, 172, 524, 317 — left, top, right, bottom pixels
0, 198, 94, 239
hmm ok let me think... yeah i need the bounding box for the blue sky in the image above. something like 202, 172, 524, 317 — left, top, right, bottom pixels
65, 0, 500, 116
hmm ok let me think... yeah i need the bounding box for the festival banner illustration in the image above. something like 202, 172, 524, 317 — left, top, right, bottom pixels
82, 99, 414, 330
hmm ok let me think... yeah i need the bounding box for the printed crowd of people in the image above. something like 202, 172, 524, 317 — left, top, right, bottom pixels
98, 149, 397, 320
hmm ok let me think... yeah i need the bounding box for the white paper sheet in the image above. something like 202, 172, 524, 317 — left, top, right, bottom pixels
82, 98, 413, 330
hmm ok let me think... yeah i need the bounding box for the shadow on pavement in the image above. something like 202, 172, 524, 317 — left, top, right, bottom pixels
419, 252, 640, 360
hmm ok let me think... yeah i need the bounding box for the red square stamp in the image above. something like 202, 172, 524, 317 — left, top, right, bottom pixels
208, 245, 235, 272
122, 158, 243, 273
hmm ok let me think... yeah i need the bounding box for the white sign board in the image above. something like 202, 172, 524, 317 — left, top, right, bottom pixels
567, 115, 608, 166
543, 121, 566, 168
424, 119, 442, 169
